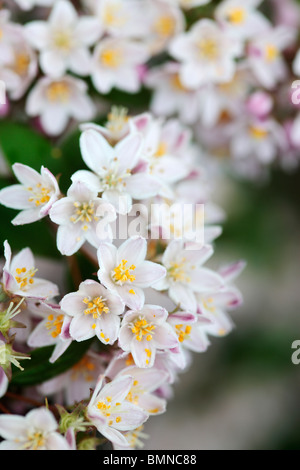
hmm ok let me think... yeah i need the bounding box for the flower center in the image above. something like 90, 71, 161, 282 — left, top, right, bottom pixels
130, 316, 156, 342
97, 396, 122, 426
46, 313, 64, 338
102, 166, 131, 191
249, 125, 268, 140
168, 261, 191, 283
154, 16, 175, 36
175, 324, 192, 343
100, 48, 123, 68
102, 4, 125, 28
46, 82, 70, 103
227, 7, 246, 25
171, 74, 187, 92
198, 37, 219, 60
265, 44, 278, 62
70, 201, 99, 231
70, 355, 96, 382
53, 30, 73, 52
112, 259, 136, 285
15, 267, 37, 290
203, 297, 216, 313
13, 52, 30, 76
21, 431, 46, 450
106, 106, 129, 135
83, 296, 109, 318
27, 183, 51, 207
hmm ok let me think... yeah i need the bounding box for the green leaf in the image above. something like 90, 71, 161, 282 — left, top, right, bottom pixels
10, 338, 94, 387
0, 121, 61, 176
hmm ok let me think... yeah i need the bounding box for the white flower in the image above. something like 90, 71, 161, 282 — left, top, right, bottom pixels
215, 0, 269, 40
167, 310, 212, 368
27, 302, 72, 363
247, 25, 296, 89
0, 407, 71, 450
169, 18, 243, 88
130, 114, 191, 197
97, 236, 166, 310
94, 0, 148, 39
196, 260, 246, 338
80, 106, 131, 145
60, 280, 124, 345
145, 62, 202, 125
26, 75, 95, 136
2, 241, 59, 301
118, 304, 178, 368
153, 240, 224, 313
144, 0, 185, 55
25, 0, 101, 78
91, 37, 150, 94
87, 374, 149, 448
0, 163, 60, 225
49, 180, 116, 256
229, 117, 287, 164
37, 350, 106, 406
0, 24, 37, 101
72, 128, 161, 215
114, 365, 169, 415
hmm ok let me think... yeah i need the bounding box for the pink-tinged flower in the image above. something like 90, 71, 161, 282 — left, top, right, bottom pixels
196, 260, 246, 338
80, 106, 131, 145
27, 302, 72, 363
97, 236, 166, 310
72, 129, 161, 214
13, 0, 55, 10
25, 75, 95, 137
25, 0, 101, 78
2, 241, 59, 301
49, 181, 116, 256
167, 310, 211, 368
91, 37, 150, 94
0, 407, 71, 450
247, 25, 296, 89
169, 18, 243, 89
229, 116, 287, 165
153, 240, 224, 313
130, 114, 191, 197
114, 365, 169, 415
215, 0, 269, 40
37, 350, 106, 406
0, 163, 60, 226
145, 62, 201, 125
60, 280, 124, 345
246, 91, 274, 119
86, 374, 149, 448
118, 304, 178, 368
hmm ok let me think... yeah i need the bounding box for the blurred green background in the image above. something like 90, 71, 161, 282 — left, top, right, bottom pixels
144, 167, 300, 450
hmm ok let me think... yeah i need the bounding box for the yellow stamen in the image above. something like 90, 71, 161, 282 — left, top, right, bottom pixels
130, 316, 156, 342
112, 260, 136, 284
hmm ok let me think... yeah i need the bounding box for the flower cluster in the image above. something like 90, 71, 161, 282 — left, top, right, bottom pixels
0, 105, 245, 450
0, 0, 300, 179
